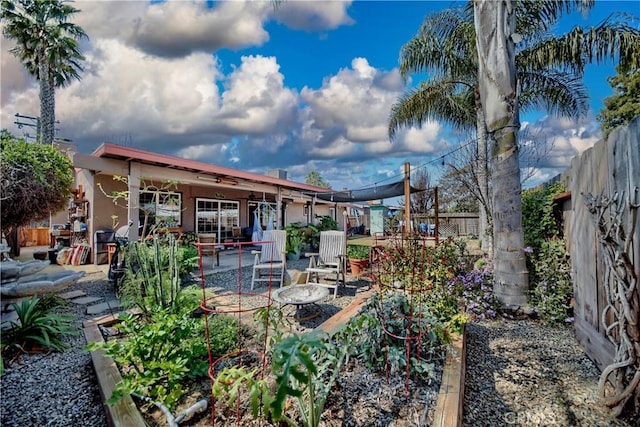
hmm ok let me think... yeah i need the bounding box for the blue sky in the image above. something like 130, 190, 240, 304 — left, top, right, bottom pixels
1, 0, 638, 197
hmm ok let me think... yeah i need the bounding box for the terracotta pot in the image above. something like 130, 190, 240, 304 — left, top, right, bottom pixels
349, 258, 369, 276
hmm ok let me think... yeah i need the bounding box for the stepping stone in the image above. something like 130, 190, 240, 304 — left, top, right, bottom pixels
1, 310, 19, 324
70, 296, 103, 305
58, 290, 86, 300
86, 300, 121, 315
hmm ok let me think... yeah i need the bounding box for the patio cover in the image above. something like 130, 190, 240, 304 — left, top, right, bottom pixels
310, 181, 426, 203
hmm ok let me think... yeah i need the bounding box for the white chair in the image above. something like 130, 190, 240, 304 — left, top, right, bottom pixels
251, 229, 287, 290
305, 230, 346, 298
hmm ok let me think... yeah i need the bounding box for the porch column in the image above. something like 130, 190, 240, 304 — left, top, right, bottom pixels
276, 187, 283, 229
127, 163, 141, 242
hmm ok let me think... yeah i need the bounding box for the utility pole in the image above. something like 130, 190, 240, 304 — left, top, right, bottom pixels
14, 113, 61, 142
404, 162, 411, 234
14, 113, 40, 141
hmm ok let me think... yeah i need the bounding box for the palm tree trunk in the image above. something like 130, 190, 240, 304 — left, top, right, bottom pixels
475, 91, 492, 256
38, 58, 55, 144
473, 0, 528, 307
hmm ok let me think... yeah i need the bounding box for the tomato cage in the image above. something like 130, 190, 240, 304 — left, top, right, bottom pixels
196, 239, 281, 427
370, 232, 440, 397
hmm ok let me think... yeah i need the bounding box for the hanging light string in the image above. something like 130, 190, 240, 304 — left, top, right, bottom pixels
347, 136, 478, 192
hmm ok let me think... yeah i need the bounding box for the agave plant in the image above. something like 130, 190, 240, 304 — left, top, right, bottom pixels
1, 295, 78, 356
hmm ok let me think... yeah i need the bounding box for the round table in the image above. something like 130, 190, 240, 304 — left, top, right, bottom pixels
271, 284, 330, 320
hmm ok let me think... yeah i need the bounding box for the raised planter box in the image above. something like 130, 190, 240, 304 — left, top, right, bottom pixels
85, 297, 467, 426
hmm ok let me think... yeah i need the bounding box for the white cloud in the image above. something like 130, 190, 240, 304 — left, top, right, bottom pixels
218, 55, 298, 135
273, 0, 354, 31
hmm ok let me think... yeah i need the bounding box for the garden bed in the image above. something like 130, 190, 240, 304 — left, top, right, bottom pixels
84, 293, 465, 427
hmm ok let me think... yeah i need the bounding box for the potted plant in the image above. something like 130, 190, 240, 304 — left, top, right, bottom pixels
347, 244, 370, 276
285, 222, 306, 261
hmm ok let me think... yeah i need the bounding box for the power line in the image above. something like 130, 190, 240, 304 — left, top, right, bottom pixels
350, 137, 478, 191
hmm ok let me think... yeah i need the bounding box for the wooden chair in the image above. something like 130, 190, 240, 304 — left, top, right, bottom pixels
251, 230, 287, 290
231, 226, 242, 245
197, 233, 219, 267
305, 230, 346, 298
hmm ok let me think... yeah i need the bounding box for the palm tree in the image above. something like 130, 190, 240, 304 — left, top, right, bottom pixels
390, 3, 591, 257
391, 0, 640, 307
1, 0, 87, 144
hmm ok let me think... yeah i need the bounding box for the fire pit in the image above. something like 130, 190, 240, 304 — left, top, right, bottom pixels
272, 284, 330, 320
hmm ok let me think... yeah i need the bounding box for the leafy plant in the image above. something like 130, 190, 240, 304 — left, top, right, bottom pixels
448, 266, 501, 321
180, 231, 198, 247
522, 181, 566, 250
0, 131, 74, 232
284, 222, 306, 256
346, 244, 369, 260
207, 314, 242, 358
352, 292, 447, 381
119, 234, 199, 316
1, 295, 78, 357
87, 310, 210, 411
528, 239, 574, 325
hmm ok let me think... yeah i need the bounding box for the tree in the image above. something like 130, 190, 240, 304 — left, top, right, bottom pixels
473, 0, 528, 307
1, 0, 87, 144
305, 170, 331, 189
0, 130, 74, 239
597, 66, 640, 139
393, 0, 640, 306
390, 3, 592, 255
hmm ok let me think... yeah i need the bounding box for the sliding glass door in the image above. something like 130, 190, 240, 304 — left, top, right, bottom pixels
195, 198, 239, 242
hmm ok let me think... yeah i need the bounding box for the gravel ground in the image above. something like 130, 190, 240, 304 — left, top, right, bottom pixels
2, 262, 635, 426
463, 320, 635, 427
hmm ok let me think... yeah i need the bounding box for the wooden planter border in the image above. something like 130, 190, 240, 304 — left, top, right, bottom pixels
84, 294, 466, 426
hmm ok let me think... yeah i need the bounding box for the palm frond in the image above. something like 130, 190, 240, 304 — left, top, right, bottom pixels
389, 81, 475, 141
518, 69, 589, 119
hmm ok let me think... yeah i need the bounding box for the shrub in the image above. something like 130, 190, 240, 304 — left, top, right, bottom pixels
522, 181, 566, 250
1, 295, 78, 358
119, 234, 200, 316
449, 266, 501, 321
528, 239, 573, 325
346, 244, 369, 260
87, 310, 209, 410
352, 292, 447, 381
208, 314, 242, 358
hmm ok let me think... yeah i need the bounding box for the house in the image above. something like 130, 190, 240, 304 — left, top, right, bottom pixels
53, 143, 355, 264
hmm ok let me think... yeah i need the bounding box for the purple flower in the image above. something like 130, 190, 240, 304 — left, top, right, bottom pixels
523, 246, 533, 253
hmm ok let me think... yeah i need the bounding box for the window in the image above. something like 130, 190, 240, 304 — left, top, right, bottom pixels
139, 191, 182, 232
196, 198, 239, 240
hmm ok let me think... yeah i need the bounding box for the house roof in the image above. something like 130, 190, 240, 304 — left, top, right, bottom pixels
91, 143, 333, 195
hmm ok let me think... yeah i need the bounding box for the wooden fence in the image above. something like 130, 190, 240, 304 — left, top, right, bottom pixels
567, 118, 639, 370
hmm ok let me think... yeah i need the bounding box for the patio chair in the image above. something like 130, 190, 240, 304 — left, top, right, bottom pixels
197, 233, 218, 267
305, 230, 346, 298
251, 229, 287, 290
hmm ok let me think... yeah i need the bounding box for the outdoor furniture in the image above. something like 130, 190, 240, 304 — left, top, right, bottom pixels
251, 229, 287, 290
272, 284, 330, 321
305, 230, 347, 298
197, 233, 220, 267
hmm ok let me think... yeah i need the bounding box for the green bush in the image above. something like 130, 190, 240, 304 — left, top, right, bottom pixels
528, 239, 573, 325
119, 234, 200, 316
522, 181, 566, 249
346, 244, 369, 260
1, 295, 78, 356
0, 131, 74, 231
351, 292, 447, 380
207, 314, 241, 358
87, 310, 209, 410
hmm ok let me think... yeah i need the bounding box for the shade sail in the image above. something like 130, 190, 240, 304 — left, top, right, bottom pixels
310, 181, 426, 203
